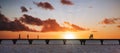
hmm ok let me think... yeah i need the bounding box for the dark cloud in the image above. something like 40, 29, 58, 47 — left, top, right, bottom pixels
61, 0, 73, 5
0, 13, 9, 22
20, 6, 28, 12
0, 13, 36, 32
100, 17, 120, 24
20, 14, 43, 26
33, 2, 54, 10
7, 19, 35, 31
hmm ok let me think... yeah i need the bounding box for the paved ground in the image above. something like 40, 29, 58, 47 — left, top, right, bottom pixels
0, 44, 120, 53
0, 40, 120, 53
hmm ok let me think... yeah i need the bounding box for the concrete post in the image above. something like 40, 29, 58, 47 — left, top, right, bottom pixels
100, 40, 104, 45
12, 39, 17, 44
45, 40, 49, 44
63, 40, 66, 45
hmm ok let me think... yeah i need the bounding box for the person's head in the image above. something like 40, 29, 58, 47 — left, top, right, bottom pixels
90, 34, 93, 36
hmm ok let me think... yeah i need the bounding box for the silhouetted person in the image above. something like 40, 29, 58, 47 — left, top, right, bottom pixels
27, 34, 29, 39
37, 35, 39, 39
89, 34, 93, 39
19, 34, 21, 39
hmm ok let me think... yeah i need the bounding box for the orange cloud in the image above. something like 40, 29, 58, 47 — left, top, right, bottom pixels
71, 24, 86, 31
117, 25, 120, 28
100, 17, 120, 24
63, 22, 87, 31
41, 18, 62, 32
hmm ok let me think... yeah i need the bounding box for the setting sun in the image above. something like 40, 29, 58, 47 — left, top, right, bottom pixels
63, 32, 76, 39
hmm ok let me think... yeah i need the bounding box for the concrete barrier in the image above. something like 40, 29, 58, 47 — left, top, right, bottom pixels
0, 39, 120, 45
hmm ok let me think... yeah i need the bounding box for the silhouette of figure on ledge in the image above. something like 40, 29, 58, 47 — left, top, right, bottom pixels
19, 34, 21, 39
37, 35, 39, 39
89, 34, 93, 39
27, 34, 29, 39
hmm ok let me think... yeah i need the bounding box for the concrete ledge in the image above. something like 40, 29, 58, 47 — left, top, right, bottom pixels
49, 40, 63, 44
0, 39, 120, 45
32, 40, 46, 44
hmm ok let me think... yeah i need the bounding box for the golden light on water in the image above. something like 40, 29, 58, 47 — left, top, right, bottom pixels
63, 32, 76, 39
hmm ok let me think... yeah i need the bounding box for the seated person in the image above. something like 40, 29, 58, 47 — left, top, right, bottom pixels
89, 34, 93, 39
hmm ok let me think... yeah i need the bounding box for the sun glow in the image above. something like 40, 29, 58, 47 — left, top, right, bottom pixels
63, 32, 76, 39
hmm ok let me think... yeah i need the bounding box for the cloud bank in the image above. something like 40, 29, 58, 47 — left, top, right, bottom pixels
0, 13, 35, 31
0, 13, 87, 32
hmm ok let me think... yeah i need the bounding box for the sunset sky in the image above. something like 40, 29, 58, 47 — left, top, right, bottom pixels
0, 0, 120, 39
